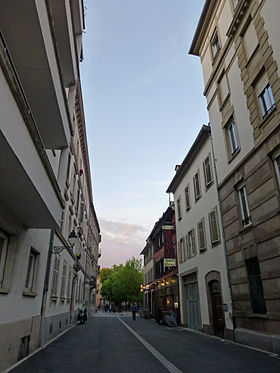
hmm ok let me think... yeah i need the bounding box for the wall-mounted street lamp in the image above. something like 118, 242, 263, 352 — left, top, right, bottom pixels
52, 230, 78, 254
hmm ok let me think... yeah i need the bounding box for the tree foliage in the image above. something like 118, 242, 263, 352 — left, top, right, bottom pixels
100, 257, 143, 305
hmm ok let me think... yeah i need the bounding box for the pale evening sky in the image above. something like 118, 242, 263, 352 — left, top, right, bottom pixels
80, 0, 209, 268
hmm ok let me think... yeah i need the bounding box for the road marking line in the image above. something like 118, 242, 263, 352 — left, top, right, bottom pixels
118, 318, 183, 373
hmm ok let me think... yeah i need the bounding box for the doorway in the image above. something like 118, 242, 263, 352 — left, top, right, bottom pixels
209, 280, 224, 337
186, 282, 201, 330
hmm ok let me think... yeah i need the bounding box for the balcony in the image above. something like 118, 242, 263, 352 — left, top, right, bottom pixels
0, 0, 71, 149
0, 129, 61, 228
47, 0, 79, 88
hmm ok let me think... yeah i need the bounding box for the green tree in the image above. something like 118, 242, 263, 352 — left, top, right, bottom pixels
100, 258, 143, 305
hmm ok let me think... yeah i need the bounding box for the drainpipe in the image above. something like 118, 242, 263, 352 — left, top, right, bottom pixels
40, 229, 55, 344
208, 123, 236, 338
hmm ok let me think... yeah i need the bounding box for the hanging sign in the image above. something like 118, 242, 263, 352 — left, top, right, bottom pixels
164, 258, 176, 267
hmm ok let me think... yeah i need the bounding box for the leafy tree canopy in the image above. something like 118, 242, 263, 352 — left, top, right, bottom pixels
100, 257, 143, 305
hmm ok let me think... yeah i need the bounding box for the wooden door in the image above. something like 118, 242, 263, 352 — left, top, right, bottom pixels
186, 283, 200, 330
209, 280, 224, 337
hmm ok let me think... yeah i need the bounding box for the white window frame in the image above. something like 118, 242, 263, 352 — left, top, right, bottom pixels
24, 248, 39, 294
238, 185, 252, 227
211, 29, 221, 59
185, 184, 191, 211
177, 198, 182, 220
273, 152, 280, 189
187, 229, 196, 257
179, 238, 185, 263
258, 84, 275, 118
0, 230, 8, 288
227, 118, 239, 156
67, 267, 72, 299
197, 219, 207, 251
209, 207, 221, 244
203, 155, 213, 188
51, 256, 60, 297
60, 260, 67, 298
193, 171, 201, 201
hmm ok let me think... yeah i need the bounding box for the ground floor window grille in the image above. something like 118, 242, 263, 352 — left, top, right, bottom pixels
246, 257, 266, 314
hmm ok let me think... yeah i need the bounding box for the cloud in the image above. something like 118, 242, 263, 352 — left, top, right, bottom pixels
98, 218, 150, 268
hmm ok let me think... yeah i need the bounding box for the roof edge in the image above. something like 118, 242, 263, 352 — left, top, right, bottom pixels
189, 0, 214, 56
166, 125, 210, 194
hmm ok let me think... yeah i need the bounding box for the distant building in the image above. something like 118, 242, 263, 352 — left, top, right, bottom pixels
141, 206, 180, 323
167, 125, 233, 339
189, 0, 280, 353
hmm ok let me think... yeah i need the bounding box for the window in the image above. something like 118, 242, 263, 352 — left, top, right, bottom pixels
193, 171, 201, 201
187, 229, 196, 257
210, 29, 221, 59
179, 238, 185, 263
209, 208, 220, 244
0, 231, 8, 288
25, 248, 39, 293
185, 185, 191, 210
246, 257, 266, 314
60, 261, 67, 298
68, 215, 72, 235
51, 256, 60, 296
243, 21, 258, 61
177, 198, 182, 220
258, 84, 275, 118
197, 219, 207, 251
66, 154, 71, 184
238, 186, 252, 227
219, 73, 229, 105
227, 118, 240, 156
67, 267, 72, 299
232, 0, 239, 9
203, 155, 213, 188
274, 153, 280, 189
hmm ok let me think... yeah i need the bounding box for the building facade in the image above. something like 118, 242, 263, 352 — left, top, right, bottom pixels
167, 125, 233, 338
190, 0, 280, 353
0, 1, 100, 370
141, 206, 180, 323
141, 239, 154, 316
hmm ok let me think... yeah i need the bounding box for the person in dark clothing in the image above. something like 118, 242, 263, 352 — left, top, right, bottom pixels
131, 304, 137, 320
82, 307, 87, 323
156, 306, 163, 325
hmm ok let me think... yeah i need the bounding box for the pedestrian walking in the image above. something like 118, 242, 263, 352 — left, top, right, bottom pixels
131, 303, 137, 320
82, 306, 87, 323
156, 306, 162, 325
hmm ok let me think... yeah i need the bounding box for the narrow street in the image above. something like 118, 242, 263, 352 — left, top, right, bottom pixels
9, 313, 280, 373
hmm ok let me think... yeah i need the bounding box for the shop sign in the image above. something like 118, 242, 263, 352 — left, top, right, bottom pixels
162, 225, 173, 230
164, 258, 176, 267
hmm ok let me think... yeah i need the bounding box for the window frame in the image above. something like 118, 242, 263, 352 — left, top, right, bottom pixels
258, 84, 275, 119
177, 198, 182, 221
203, 154, 213, 189
179, 238, 185, 263
273, 152, 280, 189
193, 170, 202, 201
197, 219, 207, 252
0, 230, 8, 289
51, 256, 60, 297
184, 184, 191, 211
245, 257, 266, 315
187, 229, 197, 258
67, 267, 72, 300
210, 29, 221, 60
60, 260, 67, 299
226, 117, 240, 157
238, 185, 252, 228
208, 207, 221, 245
24, 247, 39, 296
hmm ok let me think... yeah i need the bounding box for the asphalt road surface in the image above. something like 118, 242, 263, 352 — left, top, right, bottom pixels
9, 313, 280, 373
